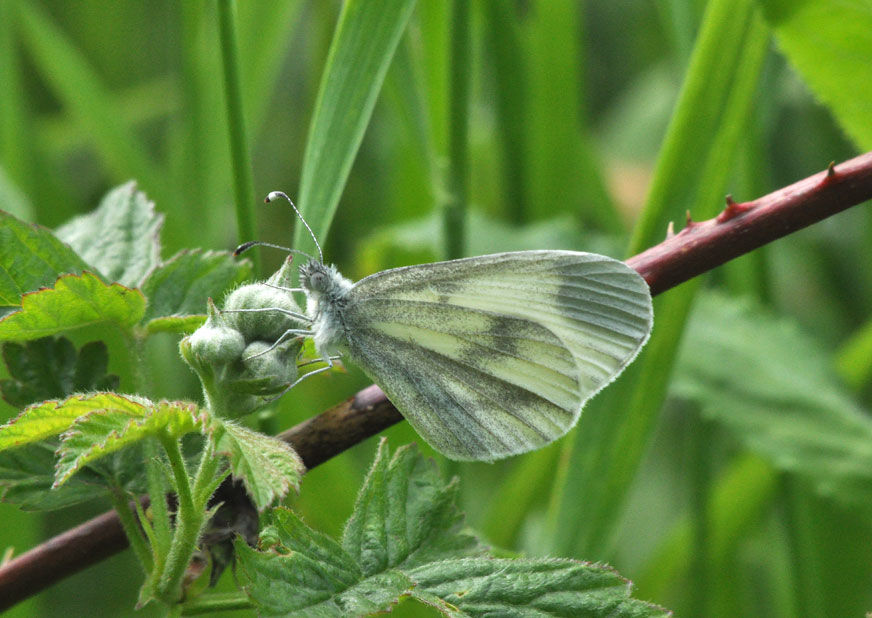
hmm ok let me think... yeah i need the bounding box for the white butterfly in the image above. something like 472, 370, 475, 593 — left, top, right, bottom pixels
241, 192, 654, 462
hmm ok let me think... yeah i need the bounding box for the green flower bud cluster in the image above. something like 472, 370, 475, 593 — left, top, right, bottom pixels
180, 259, 304, 419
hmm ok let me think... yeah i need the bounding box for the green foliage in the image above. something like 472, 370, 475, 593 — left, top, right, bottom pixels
55, 181, 163, 288
211, 419, 304, 511
675, 294, 872, 511
0, 337, 118, 409
1, 1, 871, 616
54, 397, 202, 488
141, 249, 251, 334
238, 442, 667, 617
755, 0, 872, 150
0, 392, 146, 451
0, 272, 145, 341
0, 210, 88, 306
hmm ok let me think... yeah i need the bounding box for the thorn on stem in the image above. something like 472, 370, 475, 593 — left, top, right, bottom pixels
666, 221, 676, 239
685, 210, 694, 228
717, 194, 752, 223
827, 161, 836, 178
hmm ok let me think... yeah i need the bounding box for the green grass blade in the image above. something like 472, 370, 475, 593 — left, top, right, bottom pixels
523, 1, 621, 232
217, 0, 259, 274
444, 0, 469, 259
237, 0, 306, 138
293, 0, 418, 255
547, 0, 770, 560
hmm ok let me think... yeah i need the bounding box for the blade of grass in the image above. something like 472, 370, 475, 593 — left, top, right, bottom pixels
382, 37, 439, 221
481, 0, 526, 224
523, 1, 621, 232
444, 0, 469, 260
293, 0, 418, 255
237, 0, 306, 140
217, 0, 259, 274
15, 1, 170, 210
546, 0, 770, 560
171, 1, 232, 246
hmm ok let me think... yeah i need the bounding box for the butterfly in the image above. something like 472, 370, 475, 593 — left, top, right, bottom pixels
237, 192, 653, 462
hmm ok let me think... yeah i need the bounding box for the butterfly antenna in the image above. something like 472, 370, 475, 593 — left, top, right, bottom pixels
265, 191, 323, 263
233, 240, 313, 261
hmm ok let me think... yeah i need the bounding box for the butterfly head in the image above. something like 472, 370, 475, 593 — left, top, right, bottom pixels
299, 259, 352, 353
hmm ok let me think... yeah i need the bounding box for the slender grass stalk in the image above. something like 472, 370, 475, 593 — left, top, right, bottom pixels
217, 0, 259, 275
444, 0, 469, 260
782, 477, 827, 617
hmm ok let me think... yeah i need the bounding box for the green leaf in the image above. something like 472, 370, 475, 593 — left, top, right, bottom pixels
674, 293, 872, 510
0, 271, 146, 341
140, 248, 252, 332
294, 0, 418, 254
0, 441, 105, 510
55, 182, 164, 288
239, 442, 663, 617
0, 337, 118, 409
55, 399, 202, 487
237, 507, 414, 617
212, 420, 304, 511
342, 441, 484, 573
408, 558, 670, 617
0, 209, 89, 306
0, 392, 146, 451
755, 0, 872, 150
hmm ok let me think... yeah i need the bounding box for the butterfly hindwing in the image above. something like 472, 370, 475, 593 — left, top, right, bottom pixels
339, 251, 652, 461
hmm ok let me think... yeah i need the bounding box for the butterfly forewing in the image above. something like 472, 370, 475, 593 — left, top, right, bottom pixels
339, 251, 653, 461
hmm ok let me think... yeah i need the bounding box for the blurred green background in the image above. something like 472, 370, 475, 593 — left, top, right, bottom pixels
1, 0, 871, 616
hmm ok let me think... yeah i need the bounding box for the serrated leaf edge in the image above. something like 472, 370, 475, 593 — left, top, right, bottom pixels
0, 391, 152, 450
53, 399, 203, 488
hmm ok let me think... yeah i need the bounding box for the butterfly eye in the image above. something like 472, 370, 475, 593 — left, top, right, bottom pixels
310, 272, 328, 292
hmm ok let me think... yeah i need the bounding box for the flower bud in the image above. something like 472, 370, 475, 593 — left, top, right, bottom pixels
180, 299, 245, 372
223, 283, 301, 343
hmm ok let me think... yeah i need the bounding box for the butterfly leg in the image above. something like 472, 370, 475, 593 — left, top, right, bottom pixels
267, 354, 336, 402
243, 328, 313, 360
223, 306, 311, 324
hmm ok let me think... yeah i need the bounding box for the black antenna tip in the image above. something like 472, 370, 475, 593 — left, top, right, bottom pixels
234, 240, 259, 257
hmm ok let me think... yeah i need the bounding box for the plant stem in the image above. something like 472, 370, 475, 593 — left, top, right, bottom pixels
108, 490, 152, 574
180, 592, 252, 615
155, 433, 199, 603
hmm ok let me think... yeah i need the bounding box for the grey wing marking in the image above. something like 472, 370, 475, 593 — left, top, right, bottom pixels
343, 301, 581, 460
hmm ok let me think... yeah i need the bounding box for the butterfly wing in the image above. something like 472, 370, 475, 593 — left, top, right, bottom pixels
340, 251, 653, 461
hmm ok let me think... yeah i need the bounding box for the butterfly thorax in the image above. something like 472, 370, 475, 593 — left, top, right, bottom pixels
299, 260, 353, 354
